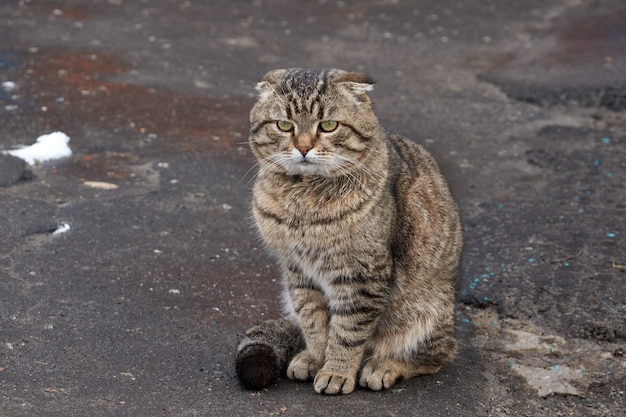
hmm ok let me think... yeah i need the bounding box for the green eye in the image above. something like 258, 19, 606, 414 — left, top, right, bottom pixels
276, 120, 294, 132
319, 120, 338, 132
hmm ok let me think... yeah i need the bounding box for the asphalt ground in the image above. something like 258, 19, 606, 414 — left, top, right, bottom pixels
0, 1, 624, 416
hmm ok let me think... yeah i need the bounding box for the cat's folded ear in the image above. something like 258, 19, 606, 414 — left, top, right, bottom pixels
255, 69, 287, 100
332, 71, 375, 101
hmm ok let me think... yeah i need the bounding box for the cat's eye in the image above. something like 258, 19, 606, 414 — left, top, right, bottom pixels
276, 120, 294, 132
319, 120, 338, 133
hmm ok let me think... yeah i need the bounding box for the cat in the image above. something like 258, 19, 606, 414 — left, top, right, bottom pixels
236, 68, 462, 395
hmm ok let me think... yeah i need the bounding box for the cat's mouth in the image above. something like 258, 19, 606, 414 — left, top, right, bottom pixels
283, 157, 324, 176
293, 153, 317, 166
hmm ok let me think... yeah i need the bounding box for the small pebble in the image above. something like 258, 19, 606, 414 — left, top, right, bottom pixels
83, 181, 118, 190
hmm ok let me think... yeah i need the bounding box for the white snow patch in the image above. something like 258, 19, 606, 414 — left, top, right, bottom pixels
3, 131, 72, 165
2, 81, 17, 91
52, 223, 71, 235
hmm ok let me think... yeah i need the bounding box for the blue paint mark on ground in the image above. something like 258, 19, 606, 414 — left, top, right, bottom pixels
0, 51, 22, 70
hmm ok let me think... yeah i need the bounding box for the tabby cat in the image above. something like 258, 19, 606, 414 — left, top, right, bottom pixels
236, 68, 462, 395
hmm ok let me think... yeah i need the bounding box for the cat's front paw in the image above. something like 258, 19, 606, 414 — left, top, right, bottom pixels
359, 358, 403, 391
314, 369, 356, 395
286, 351, 322, 381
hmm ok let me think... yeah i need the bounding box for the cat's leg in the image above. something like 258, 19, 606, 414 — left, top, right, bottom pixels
312, 320, 368, 395
313, 283, 386, 395
284, 274, 329, 382
359, 329, 457, 391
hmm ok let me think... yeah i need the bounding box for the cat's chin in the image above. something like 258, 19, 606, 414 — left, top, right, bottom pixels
283, 161, 326, 176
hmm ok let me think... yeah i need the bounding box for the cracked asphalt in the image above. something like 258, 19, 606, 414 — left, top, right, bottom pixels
0, 1, 624, 416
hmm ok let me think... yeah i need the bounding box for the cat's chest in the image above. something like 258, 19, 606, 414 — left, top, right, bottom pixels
253, 178, 370, 229
258, 213, 358, 255
254, 189, 367, 255
253, 175, 390, 266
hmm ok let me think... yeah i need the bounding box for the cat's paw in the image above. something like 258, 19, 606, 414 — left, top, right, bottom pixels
359, 359, 402, 391
286, 351, 322, 381
314, 369, 356, 395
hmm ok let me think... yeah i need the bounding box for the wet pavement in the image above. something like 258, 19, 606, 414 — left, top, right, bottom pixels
0, 1, 624, 416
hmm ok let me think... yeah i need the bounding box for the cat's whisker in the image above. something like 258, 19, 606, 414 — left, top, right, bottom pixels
336, 164, 366, 190
331, 154, 387, 185
239, 161, 261, 186
260, 154, 287, 174
332, 162, 363, 189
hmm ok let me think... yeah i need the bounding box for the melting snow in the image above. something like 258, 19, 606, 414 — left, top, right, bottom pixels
3, 131, 72, 165
2, 81, 17, 91
52, 223, 71, 235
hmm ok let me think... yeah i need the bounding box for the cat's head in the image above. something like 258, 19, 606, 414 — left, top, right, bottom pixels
249, 68, 384, 177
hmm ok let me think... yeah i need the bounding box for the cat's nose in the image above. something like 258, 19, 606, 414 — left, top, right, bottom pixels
296, 146, 312, 156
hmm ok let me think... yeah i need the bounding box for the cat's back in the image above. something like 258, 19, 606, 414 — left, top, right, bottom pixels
385, 132, 462, 271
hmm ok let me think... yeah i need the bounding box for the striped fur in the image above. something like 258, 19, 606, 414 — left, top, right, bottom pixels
236, 68, 462, 395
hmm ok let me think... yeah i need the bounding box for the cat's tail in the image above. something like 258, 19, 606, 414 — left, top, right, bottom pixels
235, 318, 305, 390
